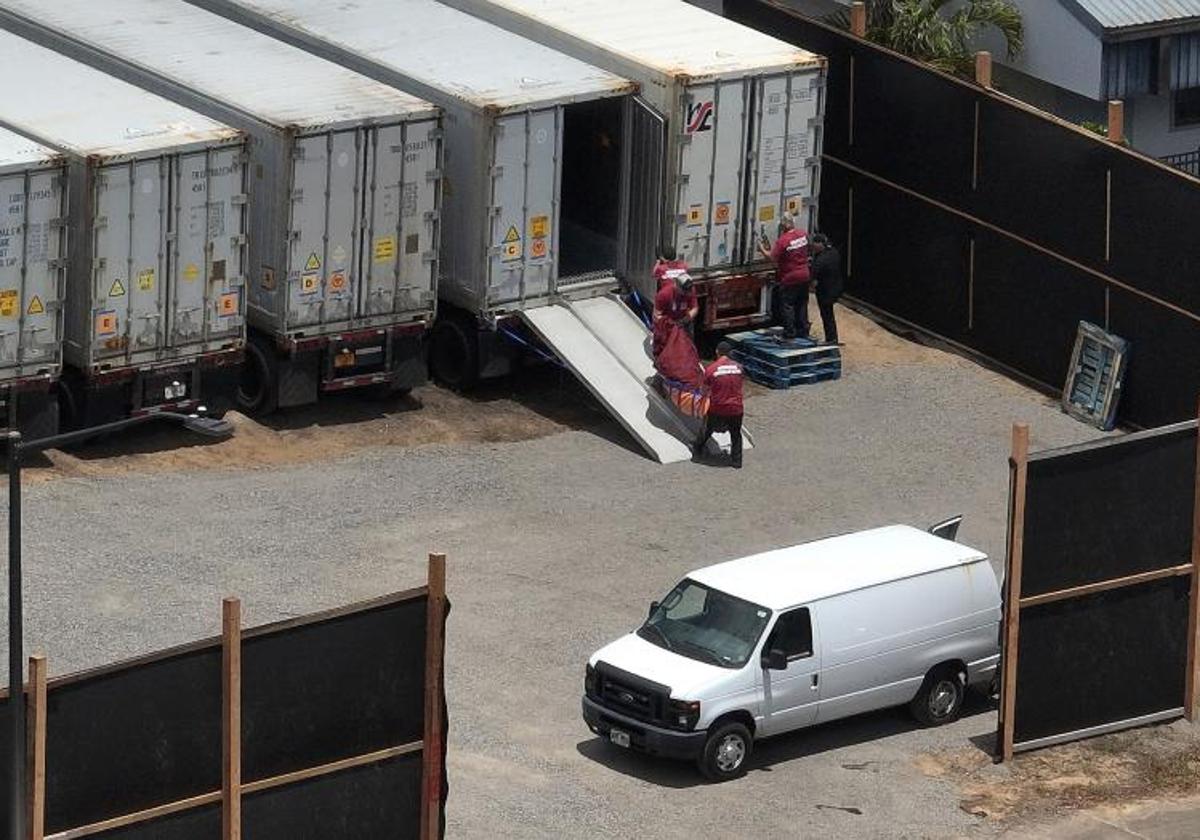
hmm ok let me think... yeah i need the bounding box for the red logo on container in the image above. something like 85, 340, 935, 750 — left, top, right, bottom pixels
685, 101, 714, 134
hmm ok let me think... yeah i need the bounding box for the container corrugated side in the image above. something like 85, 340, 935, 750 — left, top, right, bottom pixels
0, 131, 66, 385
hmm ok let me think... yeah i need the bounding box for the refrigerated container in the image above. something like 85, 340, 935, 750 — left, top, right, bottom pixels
0, 30, 248, 427
0, 131, 67, 437
439, 0, 826, 329
189, 0, 659, 387
0, 0, 442, 414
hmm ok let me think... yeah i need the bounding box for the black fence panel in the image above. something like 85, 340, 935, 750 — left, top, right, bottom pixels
1022, 426, 1196, 597
974, 100, 1109, 270
1109, 154, 1200, 315
844, 168, 971, 342
242, 754, 422, 839
91, 804, 220, 840
44, 645, 222, 834
1109, 288, 1200, 427
970, 229, 1107, 391
242, 596, 426, 782
1014, 576, 1190, 744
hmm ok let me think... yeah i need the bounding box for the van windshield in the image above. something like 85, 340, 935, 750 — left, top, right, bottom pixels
637, 578, 771, 669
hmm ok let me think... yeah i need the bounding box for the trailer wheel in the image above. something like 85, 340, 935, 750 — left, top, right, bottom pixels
236, 333, 279, 416
430, 318, 478, 389
910, 665, 966, 726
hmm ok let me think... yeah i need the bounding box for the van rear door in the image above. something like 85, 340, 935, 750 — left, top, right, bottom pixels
759, 606, 821, 736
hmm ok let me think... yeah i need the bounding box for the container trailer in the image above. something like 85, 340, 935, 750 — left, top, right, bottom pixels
0, 0, 442, 414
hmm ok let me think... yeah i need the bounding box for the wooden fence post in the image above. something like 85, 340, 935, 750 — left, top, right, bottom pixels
26, 655, 46, 840
849, 2, 866, 38
975, 51, 993, 89
222, 598, 242, 840
1108, 100, 1125, 145
1000, 424, 1029, 761
1186, 405, 1200, 721
420, 553, 447, 840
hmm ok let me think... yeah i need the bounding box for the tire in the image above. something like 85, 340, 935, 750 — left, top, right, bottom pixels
910, 665, 967, 726
235, 333, 279, 415
429, 317, 479, 390
697, 720, 752, 782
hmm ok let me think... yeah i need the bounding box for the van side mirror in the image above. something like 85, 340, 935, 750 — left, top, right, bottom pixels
762, 649, 788, 670
648, 600, 660, 620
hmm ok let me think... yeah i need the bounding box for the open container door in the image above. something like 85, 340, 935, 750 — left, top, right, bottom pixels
620, 95, 666, 298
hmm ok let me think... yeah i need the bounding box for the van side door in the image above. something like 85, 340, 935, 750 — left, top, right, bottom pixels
760, 607, 821, 737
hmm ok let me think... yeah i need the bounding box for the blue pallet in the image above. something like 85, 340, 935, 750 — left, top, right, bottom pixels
734, 353, 842, 389
727, 328, 842, 389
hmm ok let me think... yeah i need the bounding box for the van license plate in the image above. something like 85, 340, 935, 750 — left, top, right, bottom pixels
609, 729, 630, 748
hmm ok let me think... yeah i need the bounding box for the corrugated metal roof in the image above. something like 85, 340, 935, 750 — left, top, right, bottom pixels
0, 0, 437, 130
211, 0, 633, 111
1072, 0, 1200, 30
0, 30, 240, 158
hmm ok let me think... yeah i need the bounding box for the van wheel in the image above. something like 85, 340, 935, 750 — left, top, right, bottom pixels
698, 721, 752, 782
910, 665, 966, 726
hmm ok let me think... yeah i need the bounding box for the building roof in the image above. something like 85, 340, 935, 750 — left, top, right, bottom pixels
1069, 0, 1200, 32
687, 525, 988, 611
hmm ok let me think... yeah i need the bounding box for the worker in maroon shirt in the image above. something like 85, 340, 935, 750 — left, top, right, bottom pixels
695, 341, 744, 468
652, 273, 699, 356
759, 213, 811, 340
652, 244, 689, 291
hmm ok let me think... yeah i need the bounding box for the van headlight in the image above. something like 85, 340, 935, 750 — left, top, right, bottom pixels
584, 663, 597, 698
669, 698, 700, 731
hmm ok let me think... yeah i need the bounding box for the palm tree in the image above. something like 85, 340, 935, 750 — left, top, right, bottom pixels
834, 0, 1023, 77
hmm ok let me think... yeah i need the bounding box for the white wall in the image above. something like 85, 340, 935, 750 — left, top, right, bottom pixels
986, 0, 1103, 100
1129, 91, 1200, 157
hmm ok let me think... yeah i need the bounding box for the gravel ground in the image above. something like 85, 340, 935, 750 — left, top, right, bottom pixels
0, 313, 1123, 838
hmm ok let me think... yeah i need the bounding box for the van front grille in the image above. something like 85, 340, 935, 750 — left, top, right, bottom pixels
593, 662, 669, 726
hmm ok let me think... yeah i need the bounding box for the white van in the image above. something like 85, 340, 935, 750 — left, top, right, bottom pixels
582, 522, 1001, 780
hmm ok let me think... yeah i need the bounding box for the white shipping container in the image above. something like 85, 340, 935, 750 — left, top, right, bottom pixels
0, 0, 442, 341
0, 30, 248, 381
0, 131, 66, 388
440, 0, 826, 281
192, 0, 649, 319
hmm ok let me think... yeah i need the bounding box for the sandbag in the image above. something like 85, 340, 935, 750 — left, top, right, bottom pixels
658, 376, 710, 418
654, 322, 703, 388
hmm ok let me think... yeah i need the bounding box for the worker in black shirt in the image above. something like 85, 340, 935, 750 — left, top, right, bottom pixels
810, 234, 844, 345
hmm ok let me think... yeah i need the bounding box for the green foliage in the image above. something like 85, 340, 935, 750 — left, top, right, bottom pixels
832, 0, 1024, 78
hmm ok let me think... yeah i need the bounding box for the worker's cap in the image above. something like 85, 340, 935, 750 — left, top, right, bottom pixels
677, 273, 694, 289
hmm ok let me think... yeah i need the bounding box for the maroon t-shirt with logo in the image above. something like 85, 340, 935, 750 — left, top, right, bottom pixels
770, 228, 811, 286
704, 356, 744, 416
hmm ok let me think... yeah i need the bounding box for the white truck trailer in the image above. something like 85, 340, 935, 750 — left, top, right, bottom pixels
441, 0, 826, 330
0, 0, 443, 414
0, 30, 248, 429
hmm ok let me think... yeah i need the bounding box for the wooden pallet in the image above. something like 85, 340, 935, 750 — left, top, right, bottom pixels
726, 327, 841, 389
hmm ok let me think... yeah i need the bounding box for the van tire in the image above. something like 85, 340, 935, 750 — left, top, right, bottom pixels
910, 665, 966, 726
698, 721, 752, 782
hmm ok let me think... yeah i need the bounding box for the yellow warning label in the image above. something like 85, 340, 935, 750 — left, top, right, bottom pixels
530, 216, 549, 239
531, 238, 547, 259
95, 310, 117, 336
502, 225, 521, 244
109, 278, 126, 297
715, 202, 731, 225
184, 263, 199, 282
329, 270, 347, 293
138, 268, 155, 291
218, 290, 239, 317
300, 272, 320, 295
785, 196, 801, 216
26, 295, 43, 316
687, 205, 704, 226
502, 241, 521, 261
261, 266, 276, 291
305, 252, 321, 271
373, 236, 395, 262
759, 205, 776, 222
0, 289, 16, 317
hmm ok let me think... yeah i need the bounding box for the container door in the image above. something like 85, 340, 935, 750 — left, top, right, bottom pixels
673, 79, 750, 271
487, 110, 556, 306
287, 134, 336, 331
746, 71, 822, 257
362, 120, 439, 319
0, 167, 64, 377
93, 159, 168, 364
621, 96, 665, 298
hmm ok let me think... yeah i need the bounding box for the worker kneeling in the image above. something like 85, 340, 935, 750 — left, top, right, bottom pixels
694, 341, 744, 469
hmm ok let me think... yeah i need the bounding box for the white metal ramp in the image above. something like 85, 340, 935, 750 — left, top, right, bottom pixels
521, 294, 750, 464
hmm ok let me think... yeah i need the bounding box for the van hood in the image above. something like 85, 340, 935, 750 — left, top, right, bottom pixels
590, 632, 735, 698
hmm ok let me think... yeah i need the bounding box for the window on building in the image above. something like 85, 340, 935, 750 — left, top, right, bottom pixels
1175, 87, 1200, 128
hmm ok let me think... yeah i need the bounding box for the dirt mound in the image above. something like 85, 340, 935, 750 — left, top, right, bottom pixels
833, 304, 960, 368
